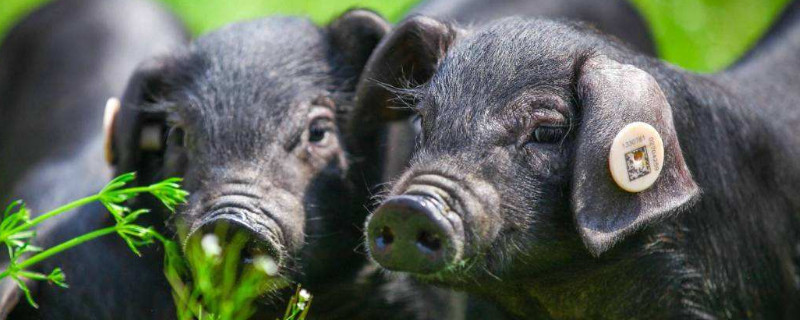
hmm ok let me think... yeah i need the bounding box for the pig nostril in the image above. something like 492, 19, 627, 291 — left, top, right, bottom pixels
241, 240, 262, 264
376, 226, 395, 249
416, 230, 441, 253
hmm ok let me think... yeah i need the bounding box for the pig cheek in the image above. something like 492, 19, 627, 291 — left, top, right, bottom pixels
173, 198, 206, 239
307, 145, 348, 178
463, 177, 504, 254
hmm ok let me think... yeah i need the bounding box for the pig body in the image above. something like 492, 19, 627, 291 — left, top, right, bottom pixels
360, 1, 800, 318
0, 0, 188, 318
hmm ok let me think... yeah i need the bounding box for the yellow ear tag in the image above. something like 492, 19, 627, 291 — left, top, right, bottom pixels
103, 97, 121, 164
608, 122, 664, 193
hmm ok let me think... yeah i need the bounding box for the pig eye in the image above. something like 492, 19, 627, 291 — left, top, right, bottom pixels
167, 126, 186, 148
308, 118, 333, 145
531, 125, 567, 144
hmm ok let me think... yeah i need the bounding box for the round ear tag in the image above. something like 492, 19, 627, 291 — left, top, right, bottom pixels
103, 97, 121, 164
608, 122, 664, 192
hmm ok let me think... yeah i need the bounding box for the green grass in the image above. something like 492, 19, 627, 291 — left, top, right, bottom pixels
157, 0, 418, 35
0, 0, 418, 41
630, 0, 792, 72
0, 0, 792, 71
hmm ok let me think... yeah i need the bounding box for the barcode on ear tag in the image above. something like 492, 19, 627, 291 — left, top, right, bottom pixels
608, 122, 664, 193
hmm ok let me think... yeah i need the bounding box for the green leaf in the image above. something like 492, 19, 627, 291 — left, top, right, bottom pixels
0, 173, 190, 311
8, 230, 36, 241
100, 172, 137, 193
149, 186, 189, 212
47, 268, 68, 288
13, 276, 37, 309
19, 243, 42, 254
3, 200, 23, 216
123, 209, 150, 224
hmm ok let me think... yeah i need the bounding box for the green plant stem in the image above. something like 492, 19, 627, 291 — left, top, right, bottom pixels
114, 186, 154, 195
0, 194, 100, 242
18, 270, 48, 281
0, 226, 117, 278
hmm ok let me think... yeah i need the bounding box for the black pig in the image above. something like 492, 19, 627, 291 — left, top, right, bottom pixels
359, 2, 800, 318
108, 8, 463, 320
353, 2, 658, 317
0, 0, 187, 318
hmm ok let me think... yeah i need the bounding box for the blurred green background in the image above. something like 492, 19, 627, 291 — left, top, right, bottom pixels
0, 0, 792, 72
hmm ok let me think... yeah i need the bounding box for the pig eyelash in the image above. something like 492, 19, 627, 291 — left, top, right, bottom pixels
308, 118, 335, 145
531, 125, 568, 144
283, 113, 336, 152
520, 117, 571, 146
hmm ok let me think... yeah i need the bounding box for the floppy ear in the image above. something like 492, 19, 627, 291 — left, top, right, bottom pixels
0, 277, 34, 319
327, 9, 390, 75
110, 56, 179, 186
347, 15, 461, 197
572, 55, 700, 257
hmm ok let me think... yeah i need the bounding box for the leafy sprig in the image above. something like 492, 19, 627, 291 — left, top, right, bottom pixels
0, 172, 188, 307
0, 172, 311, 320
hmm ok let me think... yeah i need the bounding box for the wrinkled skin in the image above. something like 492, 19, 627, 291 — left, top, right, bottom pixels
110, 10, 462, 319
0, 0, 187, 318
360, 3, 800, 318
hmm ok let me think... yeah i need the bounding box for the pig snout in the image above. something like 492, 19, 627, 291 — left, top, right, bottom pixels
187, 212, 284, 266
367, 191, 465, 274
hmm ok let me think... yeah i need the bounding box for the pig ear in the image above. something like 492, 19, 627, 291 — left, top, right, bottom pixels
347, 16, 460, 194
111, 56, 177, 185
352, 15, 459, 125
0, 277, 35, 319
327, 9, 390, 74
572, 55, 700, 257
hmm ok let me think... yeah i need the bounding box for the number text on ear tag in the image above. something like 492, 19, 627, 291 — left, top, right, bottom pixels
608, 122, 664, 193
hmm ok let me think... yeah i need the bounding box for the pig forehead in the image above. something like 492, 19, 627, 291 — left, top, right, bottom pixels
191, 19, 334, 89
175, 85, 313, 147
425, 19, 582, 118
437, 18, 585, 86
193, 17, 328, 59
174, 18, 337, 120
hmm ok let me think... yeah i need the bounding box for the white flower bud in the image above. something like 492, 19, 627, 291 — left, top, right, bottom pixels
201, 234, 221, 258
253, 255, 279, 276
299, 289, 311, 301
